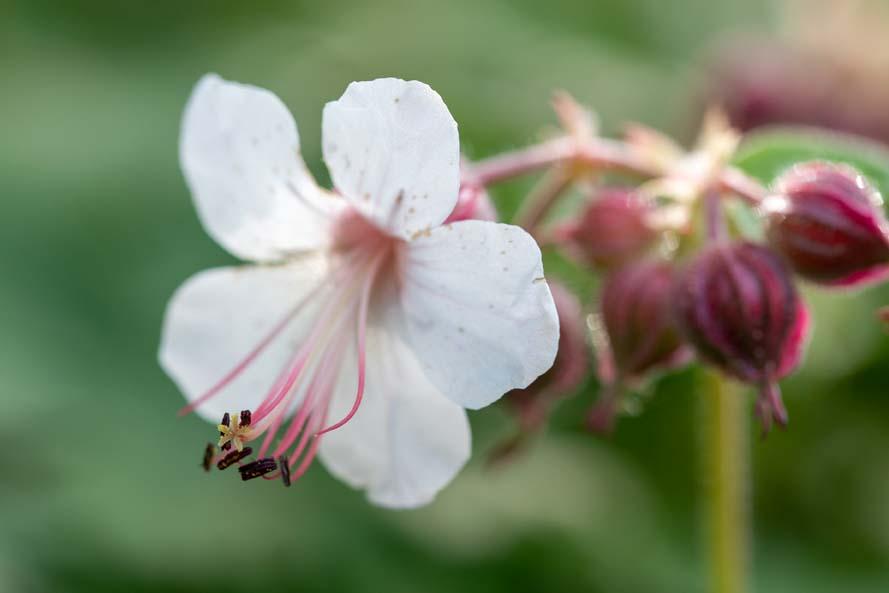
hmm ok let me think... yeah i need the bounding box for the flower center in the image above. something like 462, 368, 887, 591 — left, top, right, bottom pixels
185, 207, 401, 486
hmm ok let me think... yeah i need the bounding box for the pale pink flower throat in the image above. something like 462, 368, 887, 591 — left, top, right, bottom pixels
189, 210, 397, 486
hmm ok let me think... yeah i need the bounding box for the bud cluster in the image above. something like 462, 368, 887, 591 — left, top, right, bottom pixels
493, 93, 889, 447
557, 161, 885, 434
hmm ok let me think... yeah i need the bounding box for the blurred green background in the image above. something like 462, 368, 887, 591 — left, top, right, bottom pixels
3, 0, 889, 591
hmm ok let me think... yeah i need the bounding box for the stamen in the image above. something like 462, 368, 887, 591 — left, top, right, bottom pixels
217, 446, 253, 470
279, 456, 291, 487
239, 458, 278, 481
253, 301, 354, 458
190, 245, 392, 488
316, 250, 383, 436
201, 443, 215, 472
273, 329, 348, 467
291, 426, 324, 481
177, 270, 340, 417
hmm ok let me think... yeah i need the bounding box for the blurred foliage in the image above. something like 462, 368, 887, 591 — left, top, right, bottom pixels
735, 126, 889, 196
2, 1, 889, 592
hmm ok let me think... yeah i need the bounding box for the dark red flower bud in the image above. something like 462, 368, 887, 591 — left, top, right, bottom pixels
491, 283, 588, 464
673, 241, 811, 432
602, 261, 689, 377
764, 162, 889, 286
588, 260, 691, 433
557, 188, 657, 269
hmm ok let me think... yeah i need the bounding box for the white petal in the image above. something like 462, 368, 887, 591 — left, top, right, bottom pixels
181, 74, 342, 262
319, 314, 470, 509
399, 221, 560, 409
322, 78, 460, 239
159, 256, 328, 423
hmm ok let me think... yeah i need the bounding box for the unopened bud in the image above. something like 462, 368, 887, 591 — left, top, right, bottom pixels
589, 260, 691, 433
673, 241, 811, 432
765, 162, 889, 286
601, 260, 688, 377
558, 188, 657, 269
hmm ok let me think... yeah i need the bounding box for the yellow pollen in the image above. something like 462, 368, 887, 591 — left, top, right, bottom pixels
218, 412, 252, 452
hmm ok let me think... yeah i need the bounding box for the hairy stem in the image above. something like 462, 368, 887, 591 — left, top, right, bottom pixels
512, 166, 575, 238
700, 369, 751, 593
468, 136, 766, 203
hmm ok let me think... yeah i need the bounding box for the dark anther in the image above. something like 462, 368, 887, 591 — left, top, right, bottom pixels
221, 441, 232, 451
216, 447, 252, 470
239, 458, 278, 481
239, 410, 252, 427
202, 443, 216, 472
279, 456, 291, 487
220, 412, 231, 434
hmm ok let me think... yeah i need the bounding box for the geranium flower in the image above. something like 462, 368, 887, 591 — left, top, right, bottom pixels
159, 75, 559, 508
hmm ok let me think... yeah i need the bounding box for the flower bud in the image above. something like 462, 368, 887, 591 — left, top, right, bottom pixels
558, 188, 656, 268
588, 260, 691, 433
764, 162, 889, 286
491, 283, 588, 464
446, 182, 497, 223
673, 241, 811, 432
601, 261, 688, 377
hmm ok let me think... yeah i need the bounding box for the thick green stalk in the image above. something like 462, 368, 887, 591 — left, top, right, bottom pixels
700, 369, 751, 593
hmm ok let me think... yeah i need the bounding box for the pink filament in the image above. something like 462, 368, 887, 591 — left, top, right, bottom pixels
181, 231, 392, 486
268, 335, 341, 459
250, 251, 374, 425
279, 332, 347, 475
314, 251, 383, 436
177, 264, 341, 417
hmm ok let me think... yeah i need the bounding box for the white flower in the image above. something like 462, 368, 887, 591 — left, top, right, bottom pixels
159, 75, 559, 508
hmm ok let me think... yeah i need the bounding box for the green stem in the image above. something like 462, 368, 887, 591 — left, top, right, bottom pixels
700, 369, 751, 593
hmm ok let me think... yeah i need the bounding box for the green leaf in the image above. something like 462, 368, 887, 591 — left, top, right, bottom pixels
733, 126, 889, 198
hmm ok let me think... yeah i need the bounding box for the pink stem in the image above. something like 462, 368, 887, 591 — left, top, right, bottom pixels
512, 166, 575, 239
471, 138, 575, 186
467, 136, 766, 204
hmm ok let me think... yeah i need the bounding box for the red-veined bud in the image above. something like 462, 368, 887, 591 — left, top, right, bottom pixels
491, 283, 588, 464
764, 162, 889, 286
557, 188, 657, 269
588, 260, 692, 433
673, 241, 811, 433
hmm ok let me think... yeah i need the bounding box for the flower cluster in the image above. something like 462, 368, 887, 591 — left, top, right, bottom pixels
161, 74, 889, 506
